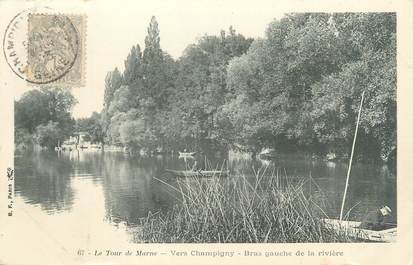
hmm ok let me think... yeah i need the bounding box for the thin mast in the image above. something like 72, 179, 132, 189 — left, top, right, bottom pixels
339, 90, 365, 221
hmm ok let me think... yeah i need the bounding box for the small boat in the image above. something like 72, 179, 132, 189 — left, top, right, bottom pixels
259, 148, 276, 159
165, 169, 229, 177
178, 151, 196, 157
326, 152, 337, 161
55, 140, 62, 151
322, 219, 397, 243
61, 145, 75, 151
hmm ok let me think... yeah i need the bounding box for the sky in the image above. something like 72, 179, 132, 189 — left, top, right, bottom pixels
68, 0, 285, 118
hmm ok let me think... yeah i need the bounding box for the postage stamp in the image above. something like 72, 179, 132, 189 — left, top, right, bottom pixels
3, 9, 86, 86
51, 15, 86, 87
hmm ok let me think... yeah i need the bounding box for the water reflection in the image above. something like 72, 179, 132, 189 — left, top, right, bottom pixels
101, 154, 164, 225
15, 151, 75, 213
15, 150, 397, 233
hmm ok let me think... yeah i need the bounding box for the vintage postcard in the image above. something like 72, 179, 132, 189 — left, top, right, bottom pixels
0, 0, 412, 264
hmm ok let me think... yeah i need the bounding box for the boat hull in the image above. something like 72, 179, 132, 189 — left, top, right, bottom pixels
178, 152, 196, 157
323, 219, 397, 243
165, 169, 229, 177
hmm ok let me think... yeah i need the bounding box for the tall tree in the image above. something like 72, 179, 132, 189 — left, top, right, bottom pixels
103, 68, 122, 110
123, 44, 143, 87
172, 27, 252, 145
142, 16, 167, 108
102, 67, 123, 142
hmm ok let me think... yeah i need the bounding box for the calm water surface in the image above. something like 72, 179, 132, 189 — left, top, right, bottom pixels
14, 150, 397, 243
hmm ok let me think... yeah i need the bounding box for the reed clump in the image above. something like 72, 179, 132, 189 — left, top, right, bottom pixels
135, 168, 353, 243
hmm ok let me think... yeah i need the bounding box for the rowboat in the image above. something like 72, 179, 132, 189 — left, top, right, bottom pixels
165, 169, 229, 177
322, 219, 397, 243
259, 148, 276, 159
178, 152, 196, 157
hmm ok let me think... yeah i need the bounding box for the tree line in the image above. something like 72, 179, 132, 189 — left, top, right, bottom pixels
15, 13, 396, 162
15, 87, 77, 150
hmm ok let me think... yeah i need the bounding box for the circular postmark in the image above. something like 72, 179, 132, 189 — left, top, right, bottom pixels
3, 8, 79, 84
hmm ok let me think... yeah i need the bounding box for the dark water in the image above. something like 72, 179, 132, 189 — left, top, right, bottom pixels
14, 150, 397, 240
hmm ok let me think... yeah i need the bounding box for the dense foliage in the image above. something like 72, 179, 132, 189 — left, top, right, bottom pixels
15, 87, 77, 150
15, 13, 396, 161
101, 13, 395, 161
221, 13, 396, 160
75, 112, 104, 144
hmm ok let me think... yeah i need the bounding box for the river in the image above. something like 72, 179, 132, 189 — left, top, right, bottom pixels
14, 149, 396, 244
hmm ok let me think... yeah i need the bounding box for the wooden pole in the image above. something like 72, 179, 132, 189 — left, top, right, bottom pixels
339, 90, 365, 221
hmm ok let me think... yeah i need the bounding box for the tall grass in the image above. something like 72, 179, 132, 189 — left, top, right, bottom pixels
134, 167, 354, 243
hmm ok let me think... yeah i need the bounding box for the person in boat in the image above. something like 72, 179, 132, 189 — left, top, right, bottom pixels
191, 158, 205, 172
359, 206, 392, 230
192, 159, 200, 172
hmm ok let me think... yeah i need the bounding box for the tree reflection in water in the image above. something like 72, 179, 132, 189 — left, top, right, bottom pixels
15, 150, 397, 227
15, 151, 75, 213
